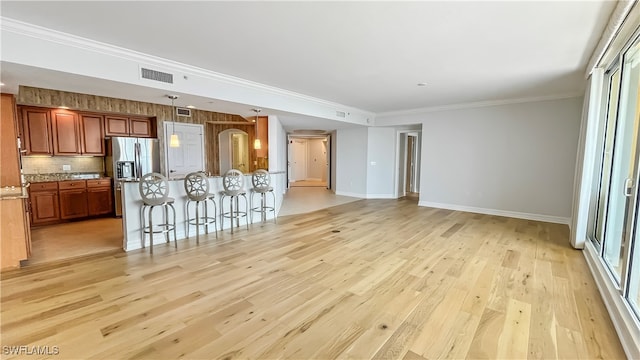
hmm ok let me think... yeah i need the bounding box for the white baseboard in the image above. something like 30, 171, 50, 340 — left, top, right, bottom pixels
334, 192, 396, 199
366, 193, 396, 199
335, 191, 366, 198
418, 201, 570, 225
583, 241, 640, 359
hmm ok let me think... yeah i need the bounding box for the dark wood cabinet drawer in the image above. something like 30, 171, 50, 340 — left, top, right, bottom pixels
30, 182, 59, 192
58, 180, 87, 190
87, 178, 111, 188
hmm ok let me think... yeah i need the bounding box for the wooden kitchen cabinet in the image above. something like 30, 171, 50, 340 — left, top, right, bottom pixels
87, 178, 112, 216
59, 180, 88, 220
130, 117, 154, 137
29, 178, 113, 225
79, 113, 105, 155
20, 106, 53, 155
29, 181, 60, 225
51, 109, 81, 155
0, 94, 22, 187
105, 116, 154, 137
104, 116, 129, 136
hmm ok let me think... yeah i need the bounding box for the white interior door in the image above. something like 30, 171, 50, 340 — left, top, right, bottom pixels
292, 139, 307, 182
165, 122, 204, 179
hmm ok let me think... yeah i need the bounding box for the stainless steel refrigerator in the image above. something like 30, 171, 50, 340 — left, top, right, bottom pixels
105, 137, 160, 216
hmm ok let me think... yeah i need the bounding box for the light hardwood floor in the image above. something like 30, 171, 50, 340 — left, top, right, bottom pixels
1, 198, 625, 359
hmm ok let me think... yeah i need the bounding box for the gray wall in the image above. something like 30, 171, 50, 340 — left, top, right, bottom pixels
366, 127, 397, 197
416, 97, 582, 221
336, 127, 368, 197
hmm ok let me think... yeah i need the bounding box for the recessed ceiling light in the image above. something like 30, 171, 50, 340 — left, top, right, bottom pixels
417, 83, 427, 87
186, 105, 196, 109
0, 82, 5, 86
58, 106, 69, 109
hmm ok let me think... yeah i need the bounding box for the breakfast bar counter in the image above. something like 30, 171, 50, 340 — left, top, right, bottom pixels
119, 172, 286, 251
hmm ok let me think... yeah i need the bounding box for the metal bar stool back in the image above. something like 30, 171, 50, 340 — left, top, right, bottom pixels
250, 169, 277, 224
139, 172, 177, 253
219, 169, 249, 233
184, 171, 217, 243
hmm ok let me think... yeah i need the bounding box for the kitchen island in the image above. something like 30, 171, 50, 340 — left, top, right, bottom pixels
119, 172, 286, 251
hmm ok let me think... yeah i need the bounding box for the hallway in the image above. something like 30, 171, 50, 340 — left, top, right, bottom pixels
278, 187, 360, 217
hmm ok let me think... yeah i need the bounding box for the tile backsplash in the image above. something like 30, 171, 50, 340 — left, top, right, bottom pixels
22, 156, 104, 175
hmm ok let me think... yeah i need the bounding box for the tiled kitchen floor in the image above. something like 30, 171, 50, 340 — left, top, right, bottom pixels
278, 187, 360, 217
25, 217, 124, 265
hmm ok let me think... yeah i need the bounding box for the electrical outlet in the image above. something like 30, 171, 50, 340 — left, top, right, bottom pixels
62, 165, 71, 171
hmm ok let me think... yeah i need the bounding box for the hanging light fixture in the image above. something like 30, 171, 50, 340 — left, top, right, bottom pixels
168, 95, 180, 148
253, 108, 262, 150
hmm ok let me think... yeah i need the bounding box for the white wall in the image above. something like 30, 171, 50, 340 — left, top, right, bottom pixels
381, 97, 582, 223
414, 132, 422, 193
366, 127, 396, 198
268, 115, 286, 172
336, 127, 368, 197
330, 131, 337, 191
268, 115, 288, 197
397, 134, 406, 196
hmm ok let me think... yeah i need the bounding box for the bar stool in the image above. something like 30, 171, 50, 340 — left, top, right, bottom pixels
139, 172, 177, 254
250, 169, 277, 224
219, 169, 249, 234
184, 171, 217, 243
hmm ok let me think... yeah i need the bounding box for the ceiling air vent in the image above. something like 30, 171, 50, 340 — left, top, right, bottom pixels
336, 111, 346, 118
140, 67, 174, 84
176, 107, 191, 117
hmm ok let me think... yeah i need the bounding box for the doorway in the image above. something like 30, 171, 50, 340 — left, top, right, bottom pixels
287, 135, 330, 188
396, 131, 421, 198
218, 129, 250, 174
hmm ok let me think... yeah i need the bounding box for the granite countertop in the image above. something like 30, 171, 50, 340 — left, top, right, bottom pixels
24, 173, 109, 183
0, 186, 29, 200
120, 171, 285, 183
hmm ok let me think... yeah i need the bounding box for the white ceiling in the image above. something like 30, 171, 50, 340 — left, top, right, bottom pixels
0, 1, 615, 129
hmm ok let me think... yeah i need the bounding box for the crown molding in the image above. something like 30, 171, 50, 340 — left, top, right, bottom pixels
0, 17, 374, 118
376, 92, 584, 119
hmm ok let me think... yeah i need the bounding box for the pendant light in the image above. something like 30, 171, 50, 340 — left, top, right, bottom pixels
168, 95, 180, 147
253, 108, 262, 150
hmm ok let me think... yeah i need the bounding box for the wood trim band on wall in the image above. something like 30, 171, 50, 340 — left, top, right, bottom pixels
17, 86, 251, 175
